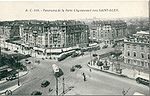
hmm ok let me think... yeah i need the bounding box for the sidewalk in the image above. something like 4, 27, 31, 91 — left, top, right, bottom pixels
0, 84, 22, 95
0, 71, 28, 95
87, 63, 149, 80
0, 71, 28, 85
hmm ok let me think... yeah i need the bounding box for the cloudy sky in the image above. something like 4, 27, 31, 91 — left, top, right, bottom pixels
0, 0, 148, 21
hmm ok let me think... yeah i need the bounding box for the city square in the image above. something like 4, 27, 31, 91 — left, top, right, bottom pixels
0, 1, 149, 96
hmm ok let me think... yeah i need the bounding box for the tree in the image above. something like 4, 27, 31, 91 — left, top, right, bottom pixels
111, 50, 122, 60
111, 50, 122, 73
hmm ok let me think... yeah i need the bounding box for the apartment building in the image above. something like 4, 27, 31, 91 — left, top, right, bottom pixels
123, 31, 149, 69
90, 20, 127, 44
21, 20, 89, 49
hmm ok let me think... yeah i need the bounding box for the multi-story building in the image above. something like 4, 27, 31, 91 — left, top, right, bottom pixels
0, 23, 20, 40
123, 31, 149, 70
89, 20, 127, 44
22, 20, 89, 49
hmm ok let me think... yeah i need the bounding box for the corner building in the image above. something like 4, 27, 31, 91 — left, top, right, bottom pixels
123, 31, 150, 70
22, 20, 89, 49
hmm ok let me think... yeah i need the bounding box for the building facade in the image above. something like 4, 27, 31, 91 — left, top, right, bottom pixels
123, 31, 150, 69
89, 20, 127, 44
0, 23, 20, 40
21, 20, 89, 49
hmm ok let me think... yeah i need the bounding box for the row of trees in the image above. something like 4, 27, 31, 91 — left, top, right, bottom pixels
0, 55, 26, 70
126, 17, 149, 35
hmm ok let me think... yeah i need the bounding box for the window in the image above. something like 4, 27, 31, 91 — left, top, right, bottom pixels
141, 62, 144, 66
127, 44, 130, 48
141, 53, 144, 58
141, 46, 144, 50
148, 54, 150, 59
127, 51, 130, 56
133, 45, 136, 49
128, 59, 130, 64
134, 60, 136, 65
93, 31, 96, 37
133, 52, 136, 57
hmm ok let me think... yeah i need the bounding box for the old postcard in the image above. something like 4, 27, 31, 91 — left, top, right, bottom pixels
0, 0, 149, 95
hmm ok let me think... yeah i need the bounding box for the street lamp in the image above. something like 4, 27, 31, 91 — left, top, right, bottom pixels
0, 47, 1, 66
17, 70, 20, 86
16, 51, 20, 86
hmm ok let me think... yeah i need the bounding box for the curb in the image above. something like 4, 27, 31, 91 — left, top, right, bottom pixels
0, 84, 22, 95
0, 70, 29, 85
87, 64, 135, 80
0, 71, 29, 95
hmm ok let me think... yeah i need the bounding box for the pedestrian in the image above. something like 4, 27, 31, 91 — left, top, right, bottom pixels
84, 77, 86, 81
82, 72, 85, 76
83, 74, 87, 81
89, 68, 92, 72
101, 67, 102, 70
49, 88, 53, 92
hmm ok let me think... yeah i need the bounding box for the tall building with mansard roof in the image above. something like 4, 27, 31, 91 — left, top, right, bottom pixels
21, 20, 89, 49
89, 20, 127, 44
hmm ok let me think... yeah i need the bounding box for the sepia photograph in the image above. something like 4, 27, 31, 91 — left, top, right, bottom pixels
0, 0, 149, 95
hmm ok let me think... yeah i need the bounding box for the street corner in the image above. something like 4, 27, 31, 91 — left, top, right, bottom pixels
0, 84, 22, 95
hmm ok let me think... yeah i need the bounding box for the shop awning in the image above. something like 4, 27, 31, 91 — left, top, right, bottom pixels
33, 47, 45, 52
46, 49, 62, 53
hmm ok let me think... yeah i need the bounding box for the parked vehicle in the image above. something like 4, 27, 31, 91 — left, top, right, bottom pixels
31, 91, 42, 95
93, 54, 98, 57
6, 75, 17, 81
25, 59, 29, 61
136, 75, 149, 86
75, 64, 82, 69
71, 53, 79, 58
25, 54, 31, 58
102, 45, 108, 49
4, 48, 10, 51
14, 50, 18, 53
27, 61, 31, 64
70, 66, 75, 72
41, 80, 50, 87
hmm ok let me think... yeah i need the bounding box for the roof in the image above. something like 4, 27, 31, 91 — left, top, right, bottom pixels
136, 31, 149, 35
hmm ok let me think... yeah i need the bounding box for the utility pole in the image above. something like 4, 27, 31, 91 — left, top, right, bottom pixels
62, 77, 65, 95
56, 77, 58, 95
17, 51, 20, 86
0, 47, 1, 66
17, 72, 20, 86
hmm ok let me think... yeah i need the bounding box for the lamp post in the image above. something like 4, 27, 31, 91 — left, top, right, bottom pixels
16, 51, 20, 86
55, 76, 58, 95
0, 47, 1, 66
17, 71, 20, 86
62, 77, 65, 95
